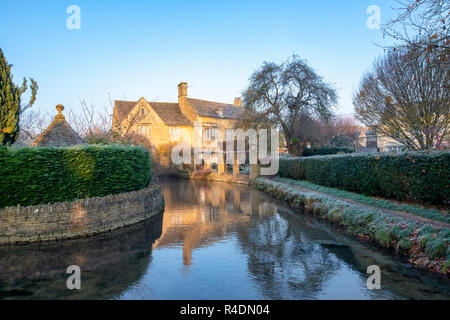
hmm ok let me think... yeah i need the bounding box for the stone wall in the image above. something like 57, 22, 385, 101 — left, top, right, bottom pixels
0, 184, 165, 245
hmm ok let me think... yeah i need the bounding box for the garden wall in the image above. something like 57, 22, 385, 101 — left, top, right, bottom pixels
0, 183, 164, 245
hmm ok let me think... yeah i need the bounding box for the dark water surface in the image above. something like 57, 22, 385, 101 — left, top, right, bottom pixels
0, 178, 449, 300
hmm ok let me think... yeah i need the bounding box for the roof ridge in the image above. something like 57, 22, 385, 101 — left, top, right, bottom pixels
186, 97, 236, 106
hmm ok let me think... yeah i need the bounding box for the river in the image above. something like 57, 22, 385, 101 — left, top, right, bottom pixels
0, 178, 448, 300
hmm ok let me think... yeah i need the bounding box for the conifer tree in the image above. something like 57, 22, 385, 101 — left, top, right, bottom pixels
0, 48, 38, 146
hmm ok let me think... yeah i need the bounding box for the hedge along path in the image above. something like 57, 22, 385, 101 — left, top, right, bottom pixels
271, 177, 450, 229
278, 151, 450, 205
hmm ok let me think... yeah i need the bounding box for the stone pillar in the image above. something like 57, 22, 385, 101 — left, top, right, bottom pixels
218, 164, 225, 174
250, 164, 260, 179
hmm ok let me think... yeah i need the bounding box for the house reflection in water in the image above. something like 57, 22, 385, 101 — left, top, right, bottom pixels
153, 179, 277, 266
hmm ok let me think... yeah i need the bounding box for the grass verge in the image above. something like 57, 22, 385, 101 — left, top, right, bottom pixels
273, 177, 450, 224
253, 177, 449, 274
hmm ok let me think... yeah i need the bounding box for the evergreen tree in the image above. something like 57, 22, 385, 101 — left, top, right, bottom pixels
0, 48, 38, 146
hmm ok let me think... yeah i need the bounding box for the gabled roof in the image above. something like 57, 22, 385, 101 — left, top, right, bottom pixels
114, 100, 137, 124
186, 98, 243, 119
114, 100, 192, 126
31, 106, 84, 147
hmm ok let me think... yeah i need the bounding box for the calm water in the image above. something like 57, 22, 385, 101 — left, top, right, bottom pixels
0, 178, 449, 300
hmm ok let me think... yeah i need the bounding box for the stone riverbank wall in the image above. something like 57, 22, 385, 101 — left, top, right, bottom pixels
0, 184, 164, 245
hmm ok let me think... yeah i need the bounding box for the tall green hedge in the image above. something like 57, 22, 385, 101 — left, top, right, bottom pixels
302, 146, 353, 157
278, 151, 449, 205
0, 145, 151, 208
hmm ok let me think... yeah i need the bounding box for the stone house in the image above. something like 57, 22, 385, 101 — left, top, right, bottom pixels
112, 82, 244, 172
357, 126, 406, 153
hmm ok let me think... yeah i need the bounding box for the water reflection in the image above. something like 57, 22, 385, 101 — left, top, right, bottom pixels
0, 214, 162, 300
0, 179, 449, 300
140, 178, 449, 300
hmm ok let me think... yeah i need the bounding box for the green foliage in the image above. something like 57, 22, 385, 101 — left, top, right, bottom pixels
278, 151, 450, 205
443, 260, 450, 273
0, 145, 151, 208
0, 49, 38, 146
302, 146, 353, 157
375, 228, 393, 248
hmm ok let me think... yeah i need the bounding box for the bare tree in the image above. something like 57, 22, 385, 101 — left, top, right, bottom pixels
353, 45, 449, 150
383, 0, 449, 56
325, 117, 362, 150
290, 116, 361, 150
240, 55, 338, 156
67, 99, 111, 138
67, 95, 147, 143
16, 108, 50, 145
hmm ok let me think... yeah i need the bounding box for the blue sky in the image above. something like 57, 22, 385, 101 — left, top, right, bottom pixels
0, 0, 398, 117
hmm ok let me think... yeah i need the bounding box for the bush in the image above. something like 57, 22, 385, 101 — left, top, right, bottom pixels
0, 145, 151, 208
302, 146, 353, 157
278, 151, 449, 205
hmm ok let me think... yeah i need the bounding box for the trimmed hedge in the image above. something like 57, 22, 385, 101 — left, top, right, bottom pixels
0, 145, 151, 208
278, 151, 450, 205
302, 146, 353, 157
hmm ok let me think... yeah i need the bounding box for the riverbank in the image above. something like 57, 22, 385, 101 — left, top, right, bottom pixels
252, 177, 450, 274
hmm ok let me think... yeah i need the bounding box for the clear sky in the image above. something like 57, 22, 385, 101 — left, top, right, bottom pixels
0, 0, 398, 117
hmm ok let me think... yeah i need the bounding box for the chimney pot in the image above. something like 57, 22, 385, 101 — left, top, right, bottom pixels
234, 97, 242, 106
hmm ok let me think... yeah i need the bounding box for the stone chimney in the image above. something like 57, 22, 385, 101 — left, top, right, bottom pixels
234, 97, 242, 106
178, 82, 188, 99
177, 82, 196, 122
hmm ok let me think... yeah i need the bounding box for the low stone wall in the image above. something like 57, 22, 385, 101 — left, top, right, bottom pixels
0, 184, 165, 245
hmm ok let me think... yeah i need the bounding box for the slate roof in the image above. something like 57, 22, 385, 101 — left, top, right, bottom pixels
113, 97, 243, 127
186, 98, 243, 119
114, 100, 138, 124
149, 102, 192, 126
31, 116, 84, 147
114, 100, 191, 126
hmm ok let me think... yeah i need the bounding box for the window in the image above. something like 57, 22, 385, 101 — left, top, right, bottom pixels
137, 125, 150, 136
204, 127, 217, 140
169, 126, 181, 139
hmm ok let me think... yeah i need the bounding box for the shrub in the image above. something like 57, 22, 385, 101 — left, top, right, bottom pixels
0, 145, 151, 208
302, 146, 353, 157
278, 151, 449, 205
